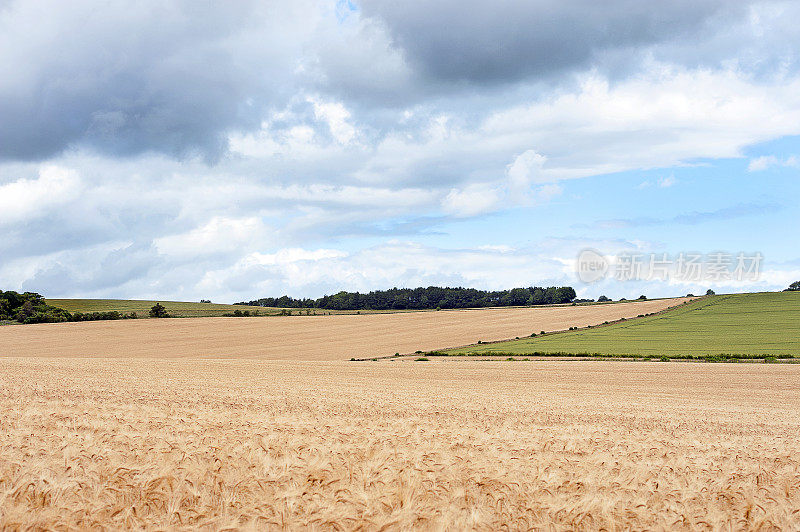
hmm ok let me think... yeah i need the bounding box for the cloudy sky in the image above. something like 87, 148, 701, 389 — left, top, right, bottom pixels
1, 0, 799, 302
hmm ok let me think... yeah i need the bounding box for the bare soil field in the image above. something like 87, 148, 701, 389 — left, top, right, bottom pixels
2, 358, 799, 529
0, 297, 691, 360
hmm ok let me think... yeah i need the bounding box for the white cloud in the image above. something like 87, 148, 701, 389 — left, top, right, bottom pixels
0, 166, 81, 225
198, 241, 572, 301
2, 3, 800, 300
638, 174, 677, 189
506, 150, 548, 190
154, 216, 271, 259
658, 175, 677, 188
309, 97, 357, 144
748, 155, 798, 171
441, 184, 504, 217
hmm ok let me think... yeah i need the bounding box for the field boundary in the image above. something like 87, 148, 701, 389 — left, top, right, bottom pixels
351, 296, 701, 361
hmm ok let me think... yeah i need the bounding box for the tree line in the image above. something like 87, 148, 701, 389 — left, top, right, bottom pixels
236, 285, 578, 311
0, 290, 138, 324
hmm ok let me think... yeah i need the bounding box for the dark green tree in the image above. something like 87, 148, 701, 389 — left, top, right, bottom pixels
149, 303, 170, 318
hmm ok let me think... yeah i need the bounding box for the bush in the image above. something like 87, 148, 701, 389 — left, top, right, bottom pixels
149, 303, 170, 318
660, 356, 670, 362
415, 357, 429, 361
1, 290, 71, 323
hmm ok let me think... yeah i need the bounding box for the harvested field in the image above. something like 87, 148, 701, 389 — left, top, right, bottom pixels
2, 358, 799, 529
0, 297, 691, 360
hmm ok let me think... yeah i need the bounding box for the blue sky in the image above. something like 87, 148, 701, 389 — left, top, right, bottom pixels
0, 0, 798, 302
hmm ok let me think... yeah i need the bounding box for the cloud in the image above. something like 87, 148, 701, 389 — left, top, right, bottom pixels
308, 97, 358, 145
506, 150, 548, 190
441, 184, 504, 217
198, 241, 573, 300
358, 0, 785, 85
0, 0, 332, 161
638, 174, 677, 189
0, 166, 81, 224
747, 155, 798, 171
1, 1, 799, 300
154, 216, 273, 260
590, 202, 782, 229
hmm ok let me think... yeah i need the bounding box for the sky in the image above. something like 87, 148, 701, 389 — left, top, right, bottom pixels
1, 0, 799, 302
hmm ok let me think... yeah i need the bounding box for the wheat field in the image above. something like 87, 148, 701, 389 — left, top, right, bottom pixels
0, 297, 691, 360
2, 357, 799, 530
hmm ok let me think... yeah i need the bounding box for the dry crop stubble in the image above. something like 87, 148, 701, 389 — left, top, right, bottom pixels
2, 358, 800, 530
0, 297, 692, 359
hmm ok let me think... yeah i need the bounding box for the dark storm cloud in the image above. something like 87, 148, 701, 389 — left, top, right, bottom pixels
0, 0, 793, 163
0, 1, 286, 161
358, 0, 755, 84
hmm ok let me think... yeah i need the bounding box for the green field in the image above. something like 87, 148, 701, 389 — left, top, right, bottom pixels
446, 292, 800, 357
45, 299, 279, 318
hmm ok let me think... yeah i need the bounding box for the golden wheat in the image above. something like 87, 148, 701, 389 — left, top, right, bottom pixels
0, 297, 692, 359
2, 357, 799, 530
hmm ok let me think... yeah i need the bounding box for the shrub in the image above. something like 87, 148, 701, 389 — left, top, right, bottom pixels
149, 303, 170, 318
415, 357, 429, 362
660, 356, 670, 362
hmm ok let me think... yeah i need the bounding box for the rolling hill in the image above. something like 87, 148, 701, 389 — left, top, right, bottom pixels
446, 292, 800, 357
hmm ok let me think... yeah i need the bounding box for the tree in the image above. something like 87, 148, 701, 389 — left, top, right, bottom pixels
638, 295, 647, 300
597, 295, 610, 302
787, 281, 800, 291
706, 289, 716, 296
149, 303, 170, 318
